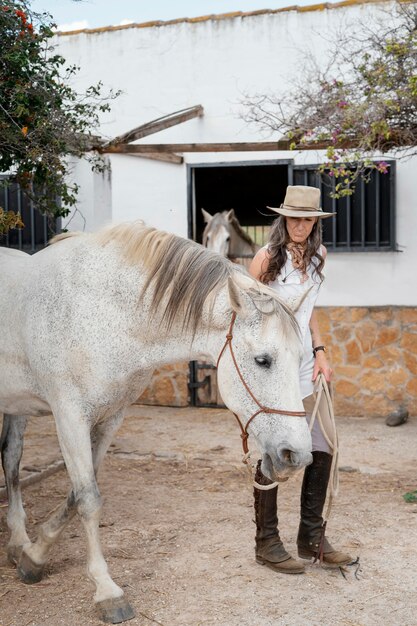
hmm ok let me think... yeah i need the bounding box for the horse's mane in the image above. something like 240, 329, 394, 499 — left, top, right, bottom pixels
51, 222, 297, 337
228, 212, 257, 250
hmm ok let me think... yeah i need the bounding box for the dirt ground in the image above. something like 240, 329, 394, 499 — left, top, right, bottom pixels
1, 405, 417, 626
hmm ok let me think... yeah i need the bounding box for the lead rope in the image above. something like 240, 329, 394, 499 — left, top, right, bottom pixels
308, 372, 339, 521
253, 373, 339, 500
216, 312, 306, 492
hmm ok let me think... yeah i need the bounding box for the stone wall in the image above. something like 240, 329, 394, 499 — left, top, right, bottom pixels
138, 307, 417, 417
317, 306, 417, 417
139, 362, 189, 407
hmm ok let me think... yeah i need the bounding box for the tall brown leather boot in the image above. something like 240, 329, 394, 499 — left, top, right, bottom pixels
297, 451, 351, 567
254, 460, 305, 574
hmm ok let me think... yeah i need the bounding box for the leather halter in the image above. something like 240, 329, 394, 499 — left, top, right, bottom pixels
216, 311, 306, 459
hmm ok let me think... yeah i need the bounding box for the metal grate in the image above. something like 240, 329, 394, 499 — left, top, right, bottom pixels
0, 178, 60, 253
293, 162, 396, 252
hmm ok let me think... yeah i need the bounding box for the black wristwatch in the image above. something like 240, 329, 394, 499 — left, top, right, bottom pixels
313, 345, 326, 357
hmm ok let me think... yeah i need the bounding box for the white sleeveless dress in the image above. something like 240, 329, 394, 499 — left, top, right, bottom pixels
266, 246, 324, 399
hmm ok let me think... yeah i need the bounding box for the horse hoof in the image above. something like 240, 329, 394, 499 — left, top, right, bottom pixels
96, 596, 135, 624
7, 545, 23, 566
17, 551, 44, 584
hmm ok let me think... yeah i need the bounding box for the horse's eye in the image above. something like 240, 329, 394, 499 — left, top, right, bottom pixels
255, 355, 272, 368
225, 236, 230, 242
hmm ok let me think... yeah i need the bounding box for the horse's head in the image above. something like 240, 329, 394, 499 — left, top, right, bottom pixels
214, 271, 312, 481
202, 209, 235, 257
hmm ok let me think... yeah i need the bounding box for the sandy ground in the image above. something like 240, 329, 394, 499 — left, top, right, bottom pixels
1, 406, 417, 626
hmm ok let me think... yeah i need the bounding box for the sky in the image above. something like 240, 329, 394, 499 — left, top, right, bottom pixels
31, 0, 341, 31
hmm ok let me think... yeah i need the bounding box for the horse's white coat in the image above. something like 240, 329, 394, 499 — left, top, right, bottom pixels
0, 225, 311, 615
202, 209, 259, 259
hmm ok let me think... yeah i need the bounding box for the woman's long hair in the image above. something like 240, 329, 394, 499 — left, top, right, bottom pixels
259, 215, 324, 284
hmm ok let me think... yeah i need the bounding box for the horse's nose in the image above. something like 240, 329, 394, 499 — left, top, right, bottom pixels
280, 448, 312, 469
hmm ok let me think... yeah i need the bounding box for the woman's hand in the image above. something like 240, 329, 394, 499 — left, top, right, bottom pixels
312, 351, 333, 383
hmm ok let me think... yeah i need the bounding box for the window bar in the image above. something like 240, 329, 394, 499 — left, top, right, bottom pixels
17, 184, 23, 250
375, 171, 380, 248
346, 191, 351, 248
29, 187, 36, 253
331, 177, 336, 248
389, 162, 396, 249
303, 169, 308, 185
43, 212, 48, 246
360, 176, 365, 249
4, 183, 9, 247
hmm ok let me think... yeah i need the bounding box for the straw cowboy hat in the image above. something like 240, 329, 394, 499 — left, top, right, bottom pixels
267, 185, 335, 219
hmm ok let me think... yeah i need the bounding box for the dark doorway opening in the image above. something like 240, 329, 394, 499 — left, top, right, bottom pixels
187, 160, 291, 408
189, 160, 291, 245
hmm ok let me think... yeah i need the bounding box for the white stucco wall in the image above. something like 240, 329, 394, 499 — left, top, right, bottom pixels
66, 156, 112, 231
55, 2, 416, 306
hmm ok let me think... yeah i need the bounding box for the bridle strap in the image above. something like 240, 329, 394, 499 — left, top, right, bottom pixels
216, 312, 306, 457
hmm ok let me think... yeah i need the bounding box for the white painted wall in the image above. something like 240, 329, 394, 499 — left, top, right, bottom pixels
55, 2, 416, 305
65, 156, 112, 231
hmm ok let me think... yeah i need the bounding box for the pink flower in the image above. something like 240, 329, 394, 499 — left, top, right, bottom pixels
377, 161, 388, 174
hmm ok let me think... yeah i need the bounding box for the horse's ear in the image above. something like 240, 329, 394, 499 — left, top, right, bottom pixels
226, 209, 235, 222
201, 208, 213, 223
227, 277, 250, 318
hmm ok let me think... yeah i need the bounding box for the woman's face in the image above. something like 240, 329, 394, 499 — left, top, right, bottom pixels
285, 216, 317, 244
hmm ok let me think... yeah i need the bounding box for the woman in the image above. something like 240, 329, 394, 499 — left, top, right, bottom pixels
249, 185, 351, 574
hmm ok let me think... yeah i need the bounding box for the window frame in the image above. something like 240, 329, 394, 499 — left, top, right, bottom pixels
293, 161, 397, 253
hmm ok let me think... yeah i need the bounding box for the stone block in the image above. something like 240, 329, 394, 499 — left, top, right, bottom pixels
330, 344, 345, 365
333, 326, 352, 342
404, 352, 417, 375
362, 355, 383, 368
316, 309, 331, 333
406, 378, 417, 397
334, 397, 363, 417
351, 308, 369, 322
377, 346, 402, 364
376, 327, 400, 347
384, 367, 409, 387
359, 371, 386, 394
139, 362, 189, 407
369, 308, 394, 323
361, 394, 394, 417
398, 308, 417, 325
355, 322, 378, 353
385, 386, 409, 402
345, 339, 361, 364
335, 379, 359, 397
401, 332, 417, 354
328, 307, 350, 323
335, 365, 361, 378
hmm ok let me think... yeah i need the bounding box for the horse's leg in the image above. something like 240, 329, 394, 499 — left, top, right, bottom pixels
18, 409, 134, 623
16, 412, 126, 579
1, 414, 31, 564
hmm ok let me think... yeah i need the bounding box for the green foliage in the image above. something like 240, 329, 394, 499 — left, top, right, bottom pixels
0, 0, 119, 234
403, 491, 417, 503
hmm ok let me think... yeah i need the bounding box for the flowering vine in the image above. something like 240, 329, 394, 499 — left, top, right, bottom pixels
0, 1, 119, 234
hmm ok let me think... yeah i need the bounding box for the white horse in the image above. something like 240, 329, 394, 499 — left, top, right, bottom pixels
202, 208, 260, 260
0, 223, 312, 624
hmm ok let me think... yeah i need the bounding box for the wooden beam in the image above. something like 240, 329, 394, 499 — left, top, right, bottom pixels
103, 105, 204, 147
100, 139, 356, 154
122, 152, 184, 164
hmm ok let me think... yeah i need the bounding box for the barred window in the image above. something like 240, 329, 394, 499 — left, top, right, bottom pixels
293, 162, 396, 251
0, 178, 59, 252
